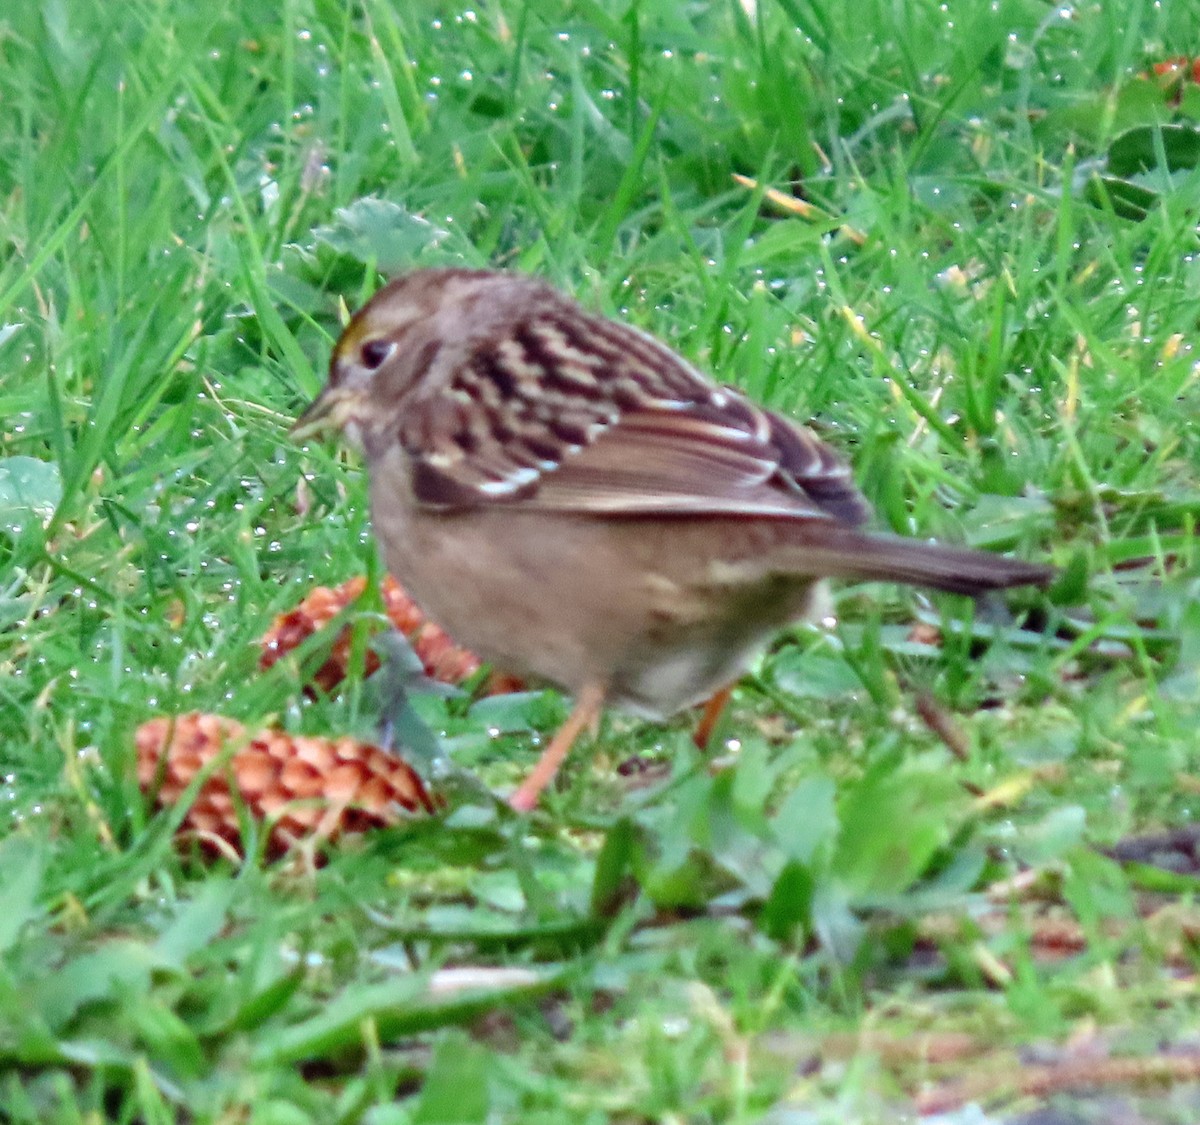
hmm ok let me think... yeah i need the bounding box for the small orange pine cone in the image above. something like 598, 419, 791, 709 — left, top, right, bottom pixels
1145, 56, 1200, 102
259, 576, 383, 692
411, 621, 526, 695
259, 575, 523, 696
136, 712, 436, 858
412, 620, 482, 685
1151, 56, 1190, 78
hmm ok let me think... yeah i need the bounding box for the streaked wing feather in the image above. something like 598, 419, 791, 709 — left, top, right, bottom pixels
523, 408, 833, 518
399, 304, 870, 525
765, 412, 871, 526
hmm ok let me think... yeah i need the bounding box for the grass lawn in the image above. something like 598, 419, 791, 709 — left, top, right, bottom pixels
3, 1, 1200, 1121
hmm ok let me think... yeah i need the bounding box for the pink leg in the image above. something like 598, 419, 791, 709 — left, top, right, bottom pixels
509, 682, 607, 812
692, 684, 734, 751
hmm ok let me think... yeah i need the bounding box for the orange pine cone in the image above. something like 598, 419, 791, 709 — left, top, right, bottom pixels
1145, 56, 1200, 101
136, 712, 435, 858
259, 575, 523, 696
1149, 56, 1200, 83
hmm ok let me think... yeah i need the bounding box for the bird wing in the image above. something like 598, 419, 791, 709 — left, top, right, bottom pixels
515, 400, 869, 523
397, 308, 870, 527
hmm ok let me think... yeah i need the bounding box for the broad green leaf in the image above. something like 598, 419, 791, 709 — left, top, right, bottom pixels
770, 648, 864, 701
772, 775, 837, 865
0, 835, 46, 954
834, 761, 967, 898
312, 199, 450, 273
760, 860, 814, 943
1107, 123, 1200, 176
33, 941, 162, 1032
0, 457, 62, 532
411, 1031, 491, 1125
1083, 174, 1158, 221
1009, 805, 1087, 866
154, 879, 236, 968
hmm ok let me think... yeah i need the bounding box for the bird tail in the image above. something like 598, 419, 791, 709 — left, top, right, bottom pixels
778, 526, 1054, 596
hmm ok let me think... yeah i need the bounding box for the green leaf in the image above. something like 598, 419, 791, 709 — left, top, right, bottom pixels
1107, 123, 1200, 176
1062, 850, 1135, 932
0, 834, 46, 954
1160, 599, 1200, 701
759, 860, 814, 943
33, 941, 161, 1032
0, 457, 62, 533
411, 1031, 491, 1125
154, 879, 236, 968
467, 691, 554, 734
311, 199, 451, 274
634, 848, 717, 911
254, 966, 570, 1065
1010, 805, 1087, 866
772, 775, 837, 865
226, 966, 306, 1033
1082, 174, 1158, 221
770, 648, 864, 701
254, 975, 426, 1064
591, 817, 637, 918
1049, 546, 1092, 606
740, 218, 835, 268
809, 881, 864, 963
730, 738, 777, 815
833, 761, 967, 899
127, 1001, 206, 1079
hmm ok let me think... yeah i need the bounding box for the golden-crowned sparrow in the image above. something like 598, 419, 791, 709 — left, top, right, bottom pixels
294, 269, 1053, 810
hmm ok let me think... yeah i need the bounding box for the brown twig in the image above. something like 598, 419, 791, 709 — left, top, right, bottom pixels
917, 1049, 1200, 1115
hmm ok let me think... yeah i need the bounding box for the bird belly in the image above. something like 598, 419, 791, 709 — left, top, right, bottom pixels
368, 461, 825, 717
607, 645, 753, 719
607, 573, 826, 718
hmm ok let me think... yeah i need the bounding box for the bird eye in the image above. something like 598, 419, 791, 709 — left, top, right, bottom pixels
360, 339, 394, 370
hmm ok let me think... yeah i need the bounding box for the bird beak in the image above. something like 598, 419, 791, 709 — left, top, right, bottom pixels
290, 385, 355, 441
